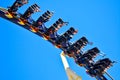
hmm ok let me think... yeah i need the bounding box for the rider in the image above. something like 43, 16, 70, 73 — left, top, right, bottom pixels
21, 4, 40, 23
8, 0, 28, 15
32, 10, 53, 33
46, 28, 59, 40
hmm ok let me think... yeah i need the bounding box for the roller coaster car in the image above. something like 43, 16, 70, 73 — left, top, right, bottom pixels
29, 10, 53, 33
54, 27, 77, 48
65, 46, 82, 57
86, 58, 113, 77
75, 56, 91, 67
43, 18, 66, 40
65, 36, 88, 57
36, 10, 53, 23
75, 47, 100, 66
84, 47, 100, 58
6, 0, 28, 18
94, 58, 113, 69
18, 4, 40, 25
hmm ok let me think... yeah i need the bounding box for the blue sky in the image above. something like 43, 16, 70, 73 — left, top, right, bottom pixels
0, 0, 120, 80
